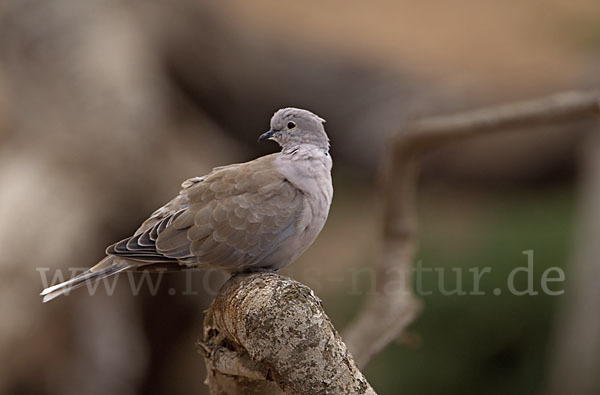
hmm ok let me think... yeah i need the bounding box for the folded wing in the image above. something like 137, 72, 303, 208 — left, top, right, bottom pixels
106, 155, 304, 271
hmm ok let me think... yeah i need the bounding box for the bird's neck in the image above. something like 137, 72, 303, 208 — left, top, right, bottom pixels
277, 144, 332, 174
281, 144, 329, 158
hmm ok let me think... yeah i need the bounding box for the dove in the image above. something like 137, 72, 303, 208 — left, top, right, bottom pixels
41, 108, 333, 302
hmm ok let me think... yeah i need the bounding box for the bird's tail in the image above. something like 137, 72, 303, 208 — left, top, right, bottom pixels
40, 256, 132, 303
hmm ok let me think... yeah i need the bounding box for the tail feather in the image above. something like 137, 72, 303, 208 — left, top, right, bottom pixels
40, 268, 106, 296
40, 256, 132, 303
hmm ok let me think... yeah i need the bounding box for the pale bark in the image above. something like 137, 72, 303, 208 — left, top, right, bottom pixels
200, 273, 376, 395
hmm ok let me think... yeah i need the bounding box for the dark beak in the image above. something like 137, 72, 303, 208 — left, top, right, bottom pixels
258, 129, 275, 142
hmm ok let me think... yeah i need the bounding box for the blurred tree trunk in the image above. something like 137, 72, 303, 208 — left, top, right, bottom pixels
544, 129, 600, 395
0, 1, 239, 394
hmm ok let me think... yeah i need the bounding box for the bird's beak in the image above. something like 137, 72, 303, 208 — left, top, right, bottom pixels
258, 129, 276, 142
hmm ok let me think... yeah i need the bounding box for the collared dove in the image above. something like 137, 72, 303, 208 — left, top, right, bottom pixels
41, 108, 333, 302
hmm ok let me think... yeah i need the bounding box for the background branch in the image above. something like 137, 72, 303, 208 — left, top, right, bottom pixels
343, 90, 600, 368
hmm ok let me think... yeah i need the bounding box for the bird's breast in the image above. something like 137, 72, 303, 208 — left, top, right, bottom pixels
275, 148, 333, 211
272, 149, 333, 267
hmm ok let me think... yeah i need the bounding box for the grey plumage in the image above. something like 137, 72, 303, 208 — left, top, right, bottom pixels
41, 108, 333, 302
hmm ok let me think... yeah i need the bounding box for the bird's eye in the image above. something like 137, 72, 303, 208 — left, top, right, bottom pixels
287, 121, 296, 129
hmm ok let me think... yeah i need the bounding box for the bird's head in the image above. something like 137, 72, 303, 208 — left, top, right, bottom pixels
259, 107, 329, 152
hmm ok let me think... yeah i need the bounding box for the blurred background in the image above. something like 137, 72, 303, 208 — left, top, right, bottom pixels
1, 0, 599, 394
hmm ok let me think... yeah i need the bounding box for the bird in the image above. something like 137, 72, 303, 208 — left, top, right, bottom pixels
41, 107, 333, 302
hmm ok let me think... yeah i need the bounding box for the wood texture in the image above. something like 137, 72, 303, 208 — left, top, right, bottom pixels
201, 273, 376, 395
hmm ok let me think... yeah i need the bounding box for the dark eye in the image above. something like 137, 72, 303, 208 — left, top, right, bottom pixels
287, 121, 296, 129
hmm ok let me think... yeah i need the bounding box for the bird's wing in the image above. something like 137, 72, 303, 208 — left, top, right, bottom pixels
106, 155, 305, 270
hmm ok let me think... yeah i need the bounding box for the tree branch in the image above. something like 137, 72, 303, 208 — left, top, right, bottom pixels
343, 90, 600, 368
201, 272, 376, 395
399, 90, 600, 147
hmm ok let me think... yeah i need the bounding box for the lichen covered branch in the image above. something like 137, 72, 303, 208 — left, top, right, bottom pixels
202, 272, 376, 395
